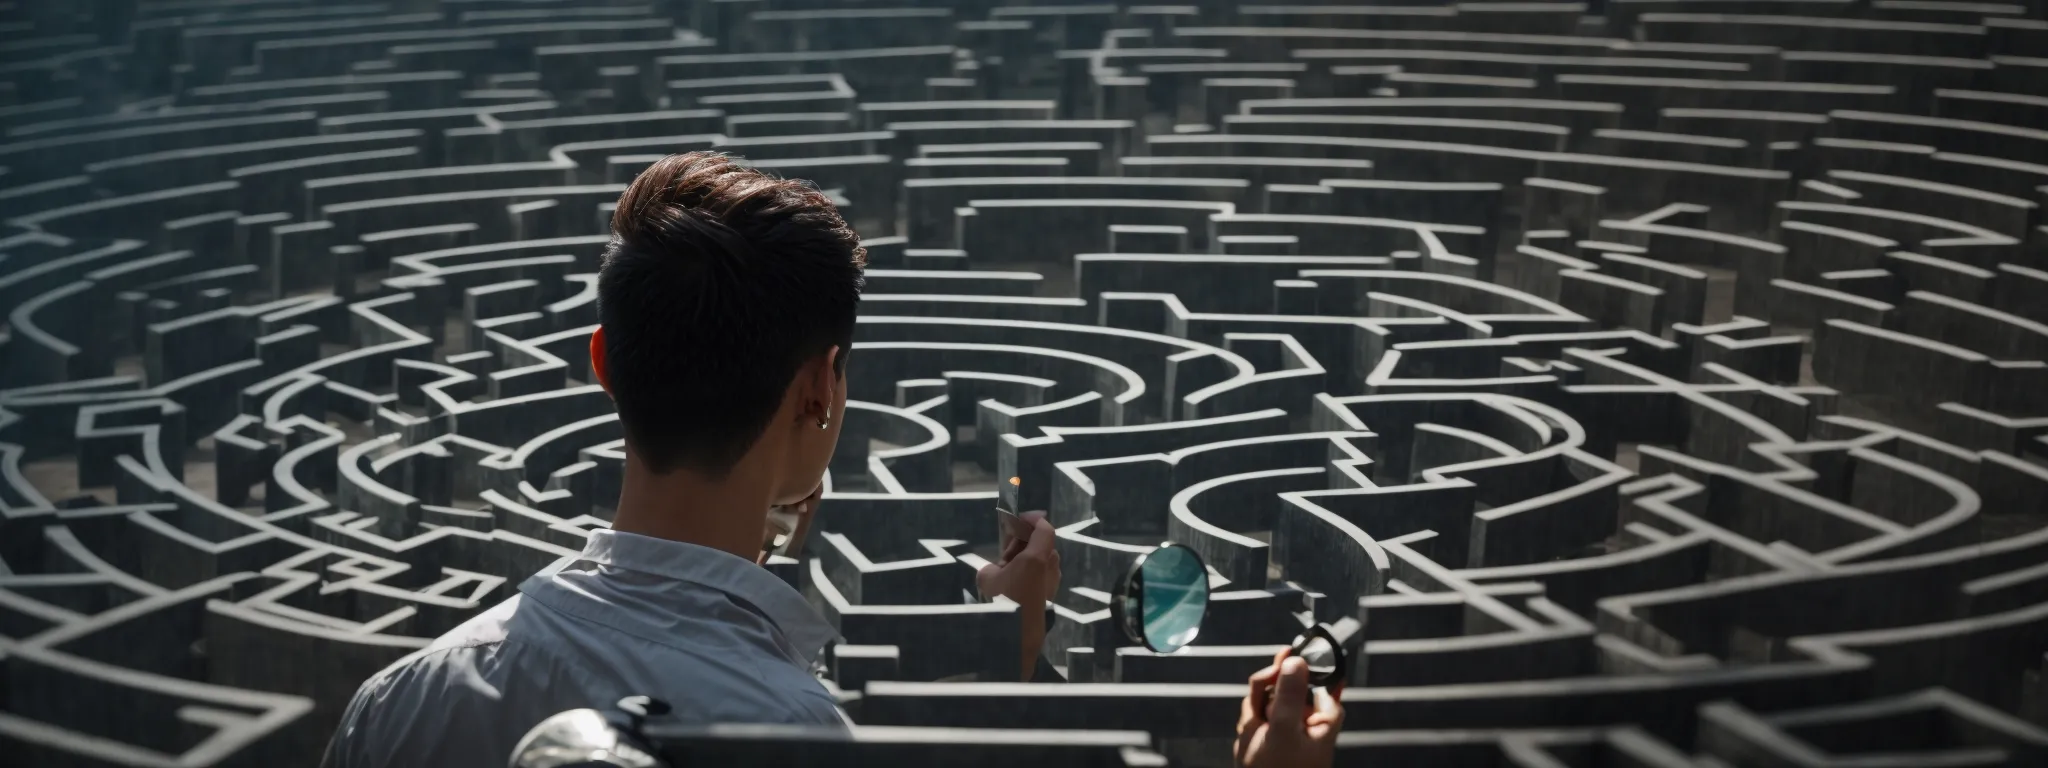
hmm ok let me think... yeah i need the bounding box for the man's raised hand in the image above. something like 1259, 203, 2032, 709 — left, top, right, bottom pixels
1234, 652, 1343, 768
976, 511, 1060, 606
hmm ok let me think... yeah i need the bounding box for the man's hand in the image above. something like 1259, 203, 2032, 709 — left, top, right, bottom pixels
975, 511, 1060, 680
759, 481, 824, 564
976, 512, 1059, 606
1234, 653, 1343, 768
783, 481, 823, 557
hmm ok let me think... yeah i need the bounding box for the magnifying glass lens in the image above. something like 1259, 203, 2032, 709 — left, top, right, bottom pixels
1298, 636, 1337, 679
1138, 546, 1208, 652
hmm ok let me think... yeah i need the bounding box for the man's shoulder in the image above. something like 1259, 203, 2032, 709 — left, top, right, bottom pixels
325, 598, 589, 768
325, 590, 847, 768
422, 593, 523, 653
346, 596, 520, 697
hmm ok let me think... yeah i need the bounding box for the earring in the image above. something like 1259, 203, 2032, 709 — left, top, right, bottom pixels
817, 406, 831, 430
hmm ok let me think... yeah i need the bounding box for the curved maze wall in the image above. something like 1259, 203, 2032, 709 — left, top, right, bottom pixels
5, 0, 2048, 765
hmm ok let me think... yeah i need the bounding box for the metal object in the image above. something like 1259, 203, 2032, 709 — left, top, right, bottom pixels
507, 697, 670, 768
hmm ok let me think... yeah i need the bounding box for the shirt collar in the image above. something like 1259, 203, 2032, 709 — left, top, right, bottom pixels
532, 529, 839, 664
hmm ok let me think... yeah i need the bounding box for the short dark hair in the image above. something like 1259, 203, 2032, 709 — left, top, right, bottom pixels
598, 152, 865, 476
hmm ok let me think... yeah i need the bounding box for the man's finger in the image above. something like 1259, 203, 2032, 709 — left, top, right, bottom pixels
998, 534, 1029, 565
786, 503, 817, 557
995, 528, 1032, 561
1268, 657, 1309, 725
1021, 516, 1057, 558
1248, 646, 1289, 723
975, 562, 1001, 598
1248, 662, 1282, 688
1244, 663, 1280, 724
1307, 686, 1345, 732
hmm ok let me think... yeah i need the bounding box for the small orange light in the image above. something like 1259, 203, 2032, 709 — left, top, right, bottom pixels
1008, 476, 1020, 486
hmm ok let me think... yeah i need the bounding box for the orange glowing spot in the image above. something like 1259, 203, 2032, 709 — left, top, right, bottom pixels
1008, 476, 1021, 486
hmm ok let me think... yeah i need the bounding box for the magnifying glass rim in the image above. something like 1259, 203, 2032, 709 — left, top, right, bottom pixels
1113, 542, 1210, 653
1288, 623, 1347, 688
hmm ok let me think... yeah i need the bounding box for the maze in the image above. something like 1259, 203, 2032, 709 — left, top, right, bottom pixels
6, 0, 2048, 766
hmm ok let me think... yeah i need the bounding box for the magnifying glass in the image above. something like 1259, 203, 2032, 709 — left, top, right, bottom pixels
1110, 542, 1212, 653
509, 697, 666, 768
1259, 622, 1348, 711
1287, 623, 1346, 689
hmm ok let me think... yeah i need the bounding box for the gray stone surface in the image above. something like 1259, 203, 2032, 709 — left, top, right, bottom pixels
6, 0, 2048, 766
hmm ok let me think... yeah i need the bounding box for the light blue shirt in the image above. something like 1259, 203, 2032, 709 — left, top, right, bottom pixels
322, 529, 847, 768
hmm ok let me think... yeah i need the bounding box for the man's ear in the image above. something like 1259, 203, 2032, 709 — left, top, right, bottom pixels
589, 326, 611, 394
810, 345, 842, 418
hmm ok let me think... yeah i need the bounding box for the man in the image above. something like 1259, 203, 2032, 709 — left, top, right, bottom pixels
321, 152, 1061, 767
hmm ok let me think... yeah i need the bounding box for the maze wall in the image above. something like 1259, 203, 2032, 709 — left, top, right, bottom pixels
5, 0, 2048, 766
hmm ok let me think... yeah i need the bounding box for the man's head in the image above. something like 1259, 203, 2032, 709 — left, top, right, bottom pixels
590, 152, 864, 504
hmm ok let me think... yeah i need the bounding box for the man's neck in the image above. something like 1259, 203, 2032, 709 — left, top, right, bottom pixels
609, 453, 778, 562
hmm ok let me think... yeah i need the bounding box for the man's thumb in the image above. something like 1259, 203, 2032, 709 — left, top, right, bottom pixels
1023, 516, 1057, 557
1268, 657, 1309, 725
976, 562, 1001, 595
